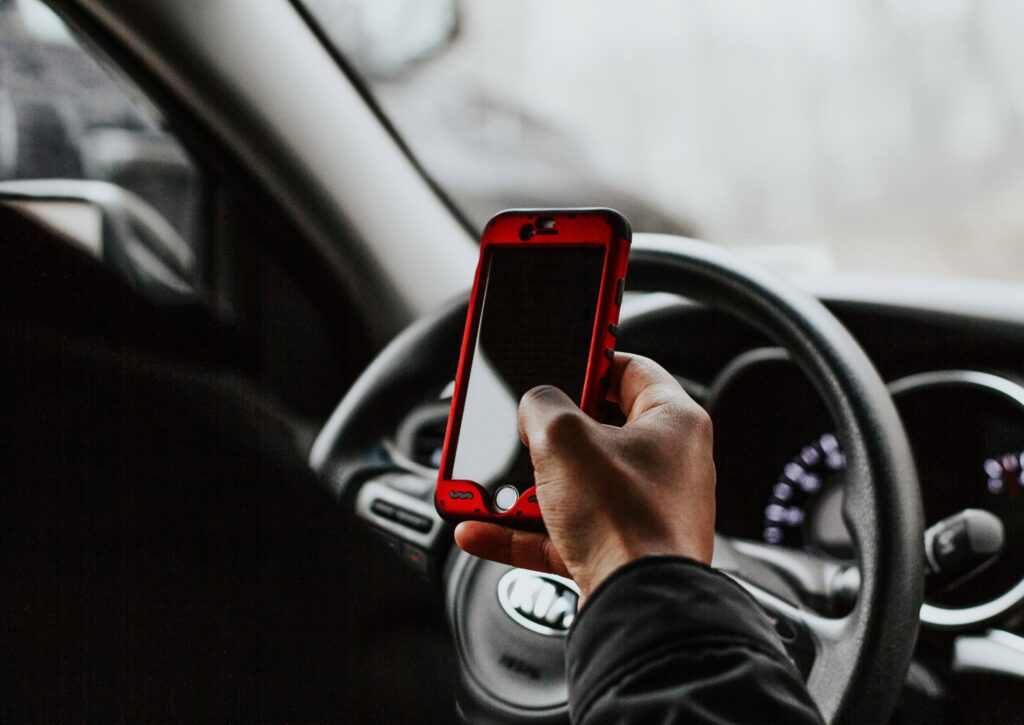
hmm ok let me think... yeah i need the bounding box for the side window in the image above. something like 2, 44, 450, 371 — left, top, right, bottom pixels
0, 0, 204, 290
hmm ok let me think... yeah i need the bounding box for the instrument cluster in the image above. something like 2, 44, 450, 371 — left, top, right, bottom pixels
707, 351, 1024, 625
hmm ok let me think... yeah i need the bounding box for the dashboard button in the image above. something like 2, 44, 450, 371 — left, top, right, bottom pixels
394, 507, 432, 533
402, 544, 429, 574
370, 499, 397, 520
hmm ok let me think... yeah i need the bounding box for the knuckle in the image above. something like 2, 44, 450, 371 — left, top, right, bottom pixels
689, 405, 713, 438
626, 354, 659, 382
660, 398, 713, 441
627, 352, 655, 371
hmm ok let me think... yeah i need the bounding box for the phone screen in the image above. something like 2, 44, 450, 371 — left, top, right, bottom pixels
449, 245, 606, 500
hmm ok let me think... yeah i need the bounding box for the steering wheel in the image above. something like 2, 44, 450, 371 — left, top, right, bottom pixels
309, 235, 924, 724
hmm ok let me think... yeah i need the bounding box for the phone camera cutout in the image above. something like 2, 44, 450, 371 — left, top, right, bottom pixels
535, 216, 558, 235
519, 224, 534, 241
493, 485, 519, 513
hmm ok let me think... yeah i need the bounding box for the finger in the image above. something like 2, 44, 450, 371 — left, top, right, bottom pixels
455, 521, 571, 578
518, 384, 593, 452
605, 352, 696, 422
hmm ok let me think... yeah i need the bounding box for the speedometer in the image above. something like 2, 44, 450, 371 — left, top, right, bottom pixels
767, 370, 1024, 627
984, 451, 1024, 495
762, 432, 846, 553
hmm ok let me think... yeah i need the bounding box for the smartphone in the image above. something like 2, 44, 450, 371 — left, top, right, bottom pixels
435, 209, 631, 530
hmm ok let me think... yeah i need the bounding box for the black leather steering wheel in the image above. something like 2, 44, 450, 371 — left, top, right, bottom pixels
310, 235, 925, 724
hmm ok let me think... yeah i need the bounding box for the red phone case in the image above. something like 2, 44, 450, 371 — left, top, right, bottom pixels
435, 208, 631, 530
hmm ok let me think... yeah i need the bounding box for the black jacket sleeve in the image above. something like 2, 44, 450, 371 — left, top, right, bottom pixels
566, 556, 825, 724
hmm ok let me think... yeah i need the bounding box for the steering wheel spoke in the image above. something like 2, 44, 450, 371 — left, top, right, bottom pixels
721, 536, 860, 614
715, 534, 853, 678
731, 573, 848, 680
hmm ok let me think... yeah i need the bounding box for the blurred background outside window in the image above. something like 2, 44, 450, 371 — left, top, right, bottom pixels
306, 0, 1024, 281
0, 0, 200, 252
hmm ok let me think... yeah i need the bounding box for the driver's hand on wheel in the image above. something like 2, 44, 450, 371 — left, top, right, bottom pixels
455, 352, 716, 601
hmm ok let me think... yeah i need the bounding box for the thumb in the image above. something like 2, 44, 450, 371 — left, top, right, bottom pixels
518, 385, 593, 463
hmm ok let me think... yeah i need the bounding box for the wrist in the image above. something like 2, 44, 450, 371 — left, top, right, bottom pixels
578, 535, 712, 597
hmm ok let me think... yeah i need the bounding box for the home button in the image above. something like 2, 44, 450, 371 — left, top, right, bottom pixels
493, 485, 519, 513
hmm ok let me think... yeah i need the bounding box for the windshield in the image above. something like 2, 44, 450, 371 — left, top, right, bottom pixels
304, 1, 1024, 281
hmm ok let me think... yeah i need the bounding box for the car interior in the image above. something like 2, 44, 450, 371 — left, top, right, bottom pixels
2, 1, 1023, 723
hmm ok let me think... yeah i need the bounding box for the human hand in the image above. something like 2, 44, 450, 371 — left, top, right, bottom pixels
454, 353, 716, 599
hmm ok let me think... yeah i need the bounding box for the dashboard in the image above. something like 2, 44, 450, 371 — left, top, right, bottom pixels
708, 351, 1024, 621
380, 281, 1024, 721
615, 290, 1024, 637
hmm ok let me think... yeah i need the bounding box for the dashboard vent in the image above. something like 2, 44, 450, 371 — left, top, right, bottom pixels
395, 401, 450, 470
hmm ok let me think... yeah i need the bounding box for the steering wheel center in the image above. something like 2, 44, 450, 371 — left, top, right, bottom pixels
447, 553, 573, 723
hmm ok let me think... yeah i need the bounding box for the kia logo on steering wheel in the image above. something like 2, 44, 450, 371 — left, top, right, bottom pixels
497, 569, 579, 636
